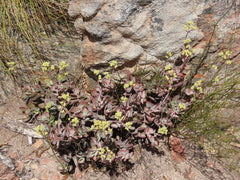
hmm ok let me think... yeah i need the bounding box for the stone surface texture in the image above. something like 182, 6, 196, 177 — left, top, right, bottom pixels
69, 0, 239, 67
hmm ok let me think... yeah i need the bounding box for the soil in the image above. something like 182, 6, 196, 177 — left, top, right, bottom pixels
0, 98, 239, 180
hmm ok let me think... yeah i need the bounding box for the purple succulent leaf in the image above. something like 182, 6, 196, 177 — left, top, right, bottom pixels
146, 115, 154, 122
116, 149, 132, 161
146, 101, 154, 108
125, 109, 133, 118
137, 132, 146, 138
145, 127, 155, 135
111, 123, 120, 129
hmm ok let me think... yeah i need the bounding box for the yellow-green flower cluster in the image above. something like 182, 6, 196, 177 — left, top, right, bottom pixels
103, 72, 111, 79
42, 61, 50, 72
98, 147, 115, 161
165, 51, 173, 59
191, 80, 203, 93
167, 70, 177, 78
35, 125, 48, 135
115, 110, 123, 121
219, 50, 232, 64
182, 37, 196, 57
7, 62, 16, 71
158, 126, 168, 135
41, 61, 55, 72
214, 76, 219, 82
109, 60, 118, 69
182, 49, 195, 57
94, 70, 100, 75
218, 50, 232, 59
59, 61, 68, 70
61, 93, 71, 102
178, 102, 186, 109
212, 65, 218, 70
184, 38, 192, 44
164, 64, 177, 81
164, 64, 172, 71
225, 60, 232, 65
94, 70, 102, 80
71, 117, 79, 127
59, 101, 66, 107
123, 81, 134, 89
90, 120, 112, 134
45, 102, 53, 113
184, 21, 197, 31
121, 96, 128, 103
125, 122, 133, 131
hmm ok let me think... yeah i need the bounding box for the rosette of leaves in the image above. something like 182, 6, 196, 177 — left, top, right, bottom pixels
22, 55, 202, 172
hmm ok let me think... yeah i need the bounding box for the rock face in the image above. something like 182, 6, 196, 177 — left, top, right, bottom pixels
69, 0, 240, 67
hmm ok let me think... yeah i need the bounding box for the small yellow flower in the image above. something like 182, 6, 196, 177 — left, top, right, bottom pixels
109, 60, 118, 69
50, 65, 55, 70
165, 51, 173, 58
59, 61, 68, 70
218, 52, 224, 56
168, 70, 174, 74
42, 62, 50, 67
214, 76, 219, 82
191, 80, 203, 93
225, 50, 232, 56
71, 117, 79, 126
60, 101, 66, 107
125, 122, 133, 131
184, 21, 197, 31
98, 75, 102, 80
94, 70, 100, 75
7, 61, 15, 66
184, 38, 192, 44
187, 21, 194, 25
45, 102, 52, 112
98, 147, 105, 155
42, 61, 50, 71
129, 81, 134, 86
158, 127, 168, 135
197, 86, 203, 93
98, 147, 115, 161
115, 110, 123, 120
165, 75, 169, 80
179, 103, 186, 109
184, 25, 189, 31
103, 72, 111, 79
187, 21, 197, 30
189, 25, 197, 30
7, 62, 16, 71
123, 83, 130, 89
121, 96, 128, 103
164, 64, 172, 71
195, 80, 202, 86
61, 93, 71, 102
35, 125, 48, 135
182, 49, 192, 57
90, 120, 110, 131
225, 60, 232, 65
212, 65, 218, 70
104, 128, 112, 135
218, 51, 232, 60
